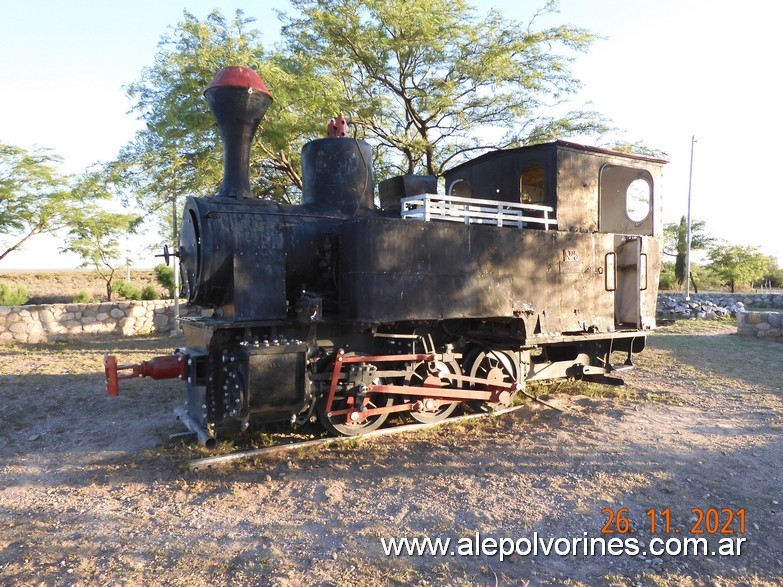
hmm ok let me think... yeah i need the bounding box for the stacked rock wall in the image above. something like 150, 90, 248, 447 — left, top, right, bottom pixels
736, 311, 783, 341
657, 292, 783, 319
657, 293, 783, 341
0, 301, 200, 344
5, 293, 783, 344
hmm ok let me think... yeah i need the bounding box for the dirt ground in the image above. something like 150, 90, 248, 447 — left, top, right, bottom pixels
1, 322, 782, 587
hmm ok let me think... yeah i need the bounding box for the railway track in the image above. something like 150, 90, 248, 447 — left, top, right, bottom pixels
187, 402, 546, 470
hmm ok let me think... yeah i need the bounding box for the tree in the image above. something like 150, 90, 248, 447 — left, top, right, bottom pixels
61, 173, 140, 301
280, 0, 609, 177
606, 140, 667, 159
116, 2, 618, 246
663, 216, 714, 288
706, 243, 769, 293
0, 142, 70, 262
111, 10, 254, 243
112, 8, 346, 241
762, 257, 783, 288
658, 261, 676, 290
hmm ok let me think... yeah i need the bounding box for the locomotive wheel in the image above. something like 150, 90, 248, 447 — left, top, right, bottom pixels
464, 349, 518, 412
316, 381, 393, 437
404, 360, 462, 424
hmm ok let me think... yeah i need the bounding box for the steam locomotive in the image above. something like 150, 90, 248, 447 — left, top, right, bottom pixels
105, 66, 665, 447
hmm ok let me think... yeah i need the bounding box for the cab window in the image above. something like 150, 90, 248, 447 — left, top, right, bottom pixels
520, 163, 545, 204
599, 165, 654, 235
626, 178, 651, 222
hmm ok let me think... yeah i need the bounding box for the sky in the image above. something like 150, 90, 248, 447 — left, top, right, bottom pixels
1, 0, 781, 269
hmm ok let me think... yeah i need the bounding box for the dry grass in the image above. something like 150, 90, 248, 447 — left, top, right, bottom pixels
0, 269, 160, 304
642, 323, 783, 394
656, 316, 738, 335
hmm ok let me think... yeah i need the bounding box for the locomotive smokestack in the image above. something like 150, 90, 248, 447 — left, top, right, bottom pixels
204, 66, 273, 198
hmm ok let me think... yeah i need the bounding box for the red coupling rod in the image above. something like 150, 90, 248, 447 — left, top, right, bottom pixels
104, 353, 188, 396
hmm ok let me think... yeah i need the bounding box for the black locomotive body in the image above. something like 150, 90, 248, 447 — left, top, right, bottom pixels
106, 67, 665, 445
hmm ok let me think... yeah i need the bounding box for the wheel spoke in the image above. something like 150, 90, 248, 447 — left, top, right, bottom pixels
317, 359, 393, 436
406, 360, 461, 424
464, 349, 518, 411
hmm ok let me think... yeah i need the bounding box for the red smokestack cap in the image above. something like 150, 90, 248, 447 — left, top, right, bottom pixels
205, 66, 272, 99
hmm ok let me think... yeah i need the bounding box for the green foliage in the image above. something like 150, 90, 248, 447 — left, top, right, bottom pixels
281, 0, 608, 177
154, 263, 175, 298
2, 143, 138, 270
110, 11, 246, 242
605, 141, 667, 159
113, 2, 613, 233
663, 216, 715, 287
0, 143, 72, 262
112, 8, 346, 241
658, 261, 676, 290
0, 283, 30, 306
688, 263, 724, 292
61, 172, 140, 301
707, 243, 769, 293
71, 290, 95, 304
762, 262, 783, 288
113, 282, 158, 301
141, 285, 158, 300
112, 279, 142, 301
116, 11, 252, 206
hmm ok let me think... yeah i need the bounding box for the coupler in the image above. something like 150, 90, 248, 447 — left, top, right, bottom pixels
104, 352, 188, 396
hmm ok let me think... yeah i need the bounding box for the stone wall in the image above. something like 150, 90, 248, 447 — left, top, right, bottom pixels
0, 300, 201, 344
657, 292, 783, 319
5, 293, 783, 344
656, 293, 783, 341
736, 311, 783, 341
686, 292, 783, 309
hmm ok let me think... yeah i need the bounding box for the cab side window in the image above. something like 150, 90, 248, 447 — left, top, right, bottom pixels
599, 165, 654, 235
448, 178, 472, 198
520, 163, 545, 204
625, 178, 651, 223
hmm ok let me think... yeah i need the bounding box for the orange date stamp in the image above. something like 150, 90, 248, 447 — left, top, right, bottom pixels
601, 507, 746, 535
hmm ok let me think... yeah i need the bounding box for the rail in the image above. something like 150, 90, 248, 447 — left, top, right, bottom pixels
188, 403, 532, 469
400, 193, 556, 230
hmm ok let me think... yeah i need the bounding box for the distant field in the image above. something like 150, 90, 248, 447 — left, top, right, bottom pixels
0, 269, 161, 304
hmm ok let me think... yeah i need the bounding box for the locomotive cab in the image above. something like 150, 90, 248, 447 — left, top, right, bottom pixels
442, 140, 666, 332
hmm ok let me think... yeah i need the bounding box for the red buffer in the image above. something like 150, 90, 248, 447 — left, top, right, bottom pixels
104, 353, 188, 396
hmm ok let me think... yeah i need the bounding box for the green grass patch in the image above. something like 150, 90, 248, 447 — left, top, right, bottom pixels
656, 316, 737, 335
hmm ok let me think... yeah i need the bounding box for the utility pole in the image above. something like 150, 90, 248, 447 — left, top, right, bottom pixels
171, 195, 182, 336
125, 236, 131, 282
684, 135, 696, 300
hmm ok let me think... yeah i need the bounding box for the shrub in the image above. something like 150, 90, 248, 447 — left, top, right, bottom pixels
112, 279, 141, 300
72, 290, 95, 303
154, 264, 175, 298
0, 284, 30, 306
141, 285, 158, 300
763, 266, 783, 288
658, 267, 676, 290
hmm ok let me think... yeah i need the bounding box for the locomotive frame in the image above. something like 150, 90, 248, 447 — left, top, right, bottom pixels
105, 66, 665, 446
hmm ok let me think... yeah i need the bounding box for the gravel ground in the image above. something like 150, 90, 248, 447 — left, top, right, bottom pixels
1, 326, 782, 586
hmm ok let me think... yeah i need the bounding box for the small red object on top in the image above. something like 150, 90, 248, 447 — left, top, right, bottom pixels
327, 113, 348, 138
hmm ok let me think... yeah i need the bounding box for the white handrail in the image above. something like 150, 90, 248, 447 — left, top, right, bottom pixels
400, 193, 556, 231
